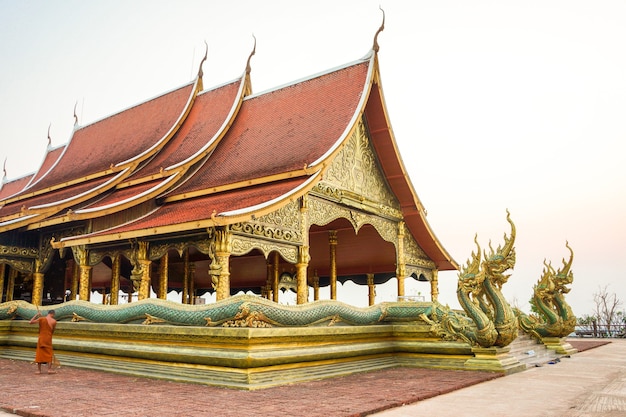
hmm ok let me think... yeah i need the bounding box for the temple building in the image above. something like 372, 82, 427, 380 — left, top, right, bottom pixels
2, 20, 578, 389
0, 28, 457, 309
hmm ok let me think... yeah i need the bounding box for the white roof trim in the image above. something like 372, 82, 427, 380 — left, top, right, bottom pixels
219, 171, 321, 217
28, 168, 130, 210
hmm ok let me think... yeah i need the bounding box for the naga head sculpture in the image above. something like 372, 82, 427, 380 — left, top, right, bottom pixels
458, 235, 485, 294
554, 241, 574, 294
482, 210, 516, 287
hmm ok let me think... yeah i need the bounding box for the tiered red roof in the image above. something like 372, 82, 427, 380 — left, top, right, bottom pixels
1, 43, 457, 271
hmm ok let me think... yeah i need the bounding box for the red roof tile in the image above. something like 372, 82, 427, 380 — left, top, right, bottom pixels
132, 80, 242, 178
0, 175, 115, 219
28, 83, 195, 192
24, 145, 66, 190
0, 174, 33, 201
172, 60, 370, 194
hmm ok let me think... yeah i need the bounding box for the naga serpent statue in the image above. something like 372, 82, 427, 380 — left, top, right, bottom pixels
0, 294, 457, 328
516, 242, 576, 339
423, 211, 518, 348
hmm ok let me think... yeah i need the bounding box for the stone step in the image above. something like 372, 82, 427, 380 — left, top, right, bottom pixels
509, 332, 559, 368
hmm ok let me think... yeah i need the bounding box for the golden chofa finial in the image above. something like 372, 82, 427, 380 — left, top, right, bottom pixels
47, 123, 52, 147
246, 34, 257, 75
372, 6, 385, 53
2, 157, 6, 180
197, 41, 208, 79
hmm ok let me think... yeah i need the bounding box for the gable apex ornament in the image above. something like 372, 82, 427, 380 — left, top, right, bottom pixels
246, 34, 257, 75
197, 41, 208, 79
372, 6, 385, 53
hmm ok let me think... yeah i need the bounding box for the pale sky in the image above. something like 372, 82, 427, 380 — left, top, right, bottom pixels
1, 1, 625, 316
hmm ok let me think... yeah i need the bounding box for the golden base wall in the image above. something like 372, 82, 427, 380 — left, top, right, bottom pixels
0, 321, 523, 389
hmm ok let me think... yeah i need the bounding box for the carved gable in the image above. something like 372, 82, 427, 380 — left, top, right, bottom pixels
318, 119, 402, 217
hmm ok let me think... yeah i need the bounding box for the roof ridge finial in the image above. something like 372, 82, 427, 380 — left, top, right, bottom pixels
372, 6, 385, 53
2, 157, 6, 181
73, 102, 79, 126
198, 41, 208, 79
47, 123, 52, 147
246, 34, 257, 75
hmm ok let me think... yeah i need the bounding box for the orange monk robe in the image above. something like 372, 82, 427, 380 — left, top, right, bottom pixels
34, 317, 54, 363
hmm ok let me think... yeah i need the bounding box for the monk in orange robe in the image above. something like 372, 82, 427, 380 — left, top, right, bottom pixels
29, 309, 57, 374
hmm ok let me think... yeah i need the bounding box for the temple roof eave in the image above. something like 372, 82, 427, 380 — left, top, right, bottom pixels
52, 172, 321, 250
364, 72, 458, 271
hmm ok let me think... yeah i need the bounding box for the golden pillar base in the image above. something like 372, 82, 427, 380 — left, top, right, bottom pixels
465, 346, 526, 374
542, 337, 578, 355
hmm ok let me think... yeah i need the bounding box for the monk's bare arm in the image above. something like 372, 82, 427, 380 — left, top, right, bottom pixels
29, 312, 41, 324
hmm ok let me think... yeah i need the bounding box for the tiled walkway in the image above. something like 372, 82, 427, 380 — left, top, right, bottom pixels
0, 339, 608, 417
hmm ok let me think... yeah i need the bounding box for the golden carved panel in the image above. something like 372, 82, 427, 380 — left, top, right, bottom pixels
406, 265, 434, 281
404, 233, 434, 268
255, 199, 301, 231
322, 119, 401, 212
0, 258, 33, 273
308, 197, 398, 245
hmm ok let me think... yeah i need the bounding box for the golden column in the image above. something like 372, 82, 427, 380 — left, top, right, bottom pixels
70, 261, 79, 301
296, 246, 309, 304
296, 196, 310, 304
182, 248, 190, 304
189, 263, 196, 304
396, 221, 406, 299
0, 264, 5, 301
272, 252, 280, 303
430, 269, 439, 302
329, 230, 337, 300
31, 260, 44, 306
6, 269, 17, 301
73, 246, 92, 301
265, 260, 273, 300
137, 242, 151, 301
110, 254, 120, 305
312, 270, 320, 301
158, 252, 169, 300
214, 227, 232, 301
367, 273, 376, 306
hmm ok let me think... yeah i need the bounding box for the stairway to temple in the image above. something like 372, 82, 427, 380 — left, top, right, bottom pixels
508, 331, 559, 368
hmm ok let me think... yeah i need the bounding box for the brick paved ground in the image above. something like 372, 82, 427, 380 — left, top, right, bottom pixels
0, 339, 607, 417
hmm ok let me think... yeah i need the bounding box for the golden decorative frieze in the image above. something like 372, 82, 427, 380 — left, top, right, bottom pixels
0, 245, 38, 258
231, 235, 298, 264
230, 222, 301, 244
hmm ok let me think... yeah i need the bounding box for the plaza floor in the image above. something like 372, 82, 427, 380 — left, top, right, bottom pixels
0, 339, 617, 417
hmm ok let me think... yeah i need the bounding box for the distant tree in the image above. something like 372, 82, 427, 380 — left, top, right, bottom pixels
592, 285, 623, 337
